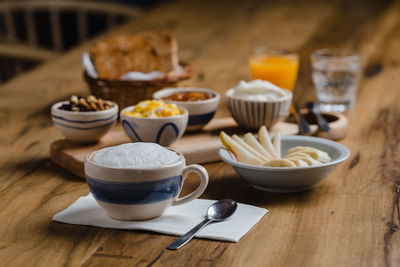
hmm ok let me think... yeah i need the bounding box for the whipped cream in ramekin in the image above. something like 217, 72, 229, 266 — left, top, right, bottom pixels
232, 80, 290, 101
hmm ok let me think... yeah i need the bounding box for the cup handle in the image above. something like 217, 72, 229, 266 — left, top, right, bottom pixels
173, 164, 209, 206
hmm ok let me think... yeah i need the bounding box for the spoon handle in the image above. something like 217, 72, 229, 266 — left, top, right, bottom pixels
314, 111, 331, 132
167, 219, 214, 250
294, 104, 311, 133
306, 102, 330, 132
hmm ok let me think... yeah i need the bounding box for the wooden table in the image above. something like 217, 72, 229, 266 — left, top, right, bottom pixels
1, 0, 399, 266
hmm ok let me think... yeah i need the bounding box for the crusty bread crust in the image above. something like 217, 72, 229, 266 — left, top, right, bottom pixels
90, 32, 178, 80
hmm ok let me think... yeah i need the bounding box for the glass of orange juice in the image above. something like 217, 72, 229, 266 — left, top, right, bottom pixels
249, 47, 299, 91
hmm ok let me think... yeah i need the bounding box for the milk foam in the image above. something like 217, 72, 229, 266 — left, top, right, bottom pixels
92, 143, 181, 168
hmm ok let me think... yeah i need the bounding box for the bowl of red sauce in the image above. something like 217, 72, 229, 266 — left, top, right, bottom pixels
153, 88, 220, 131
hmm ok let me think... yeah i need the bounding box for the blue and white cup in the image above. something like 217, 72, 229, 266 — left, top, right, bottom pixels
84, 148, 209, 221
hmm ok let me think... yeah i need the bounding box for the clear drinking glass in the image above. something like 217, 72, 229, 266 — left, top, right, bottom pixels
311, 49, 361, 112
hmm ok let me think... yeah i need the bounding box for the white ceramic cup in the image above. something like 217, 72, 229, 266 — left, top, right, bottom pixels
84, 148, 209, 221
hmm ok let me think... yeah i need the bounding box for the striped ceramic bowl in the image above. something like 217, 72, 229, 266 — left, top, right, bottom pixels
225, 88, 292, 130
51, 101, 118, 142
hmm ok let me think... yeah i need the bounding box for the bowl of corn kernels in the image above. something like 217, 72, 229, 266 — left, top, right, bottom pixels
51, 95, 118, 143
120, 100, 188, 146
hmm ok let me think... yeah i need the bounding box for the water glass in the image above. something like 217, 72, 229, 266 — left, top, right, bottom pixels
311, 49, 361, 112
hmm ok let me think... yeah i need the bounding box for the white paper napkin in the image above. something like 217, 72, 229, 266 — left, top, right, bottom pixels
81, 53, 184, 81
53, 194, 268, 242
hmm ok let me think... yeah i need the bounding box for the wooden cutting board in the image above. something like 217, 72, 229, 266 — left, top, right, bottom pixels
50, 117, 299, 179
50, 112, 348, 179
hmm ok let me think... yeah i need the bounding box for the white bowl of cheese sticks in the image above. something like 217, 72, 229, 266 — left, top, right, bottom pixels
219, 126, 350, 193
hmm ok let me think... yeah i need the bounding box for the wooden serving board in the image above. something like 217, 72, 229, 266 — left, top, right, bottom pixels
50, 112, 348, 179
50, 117, 298, 179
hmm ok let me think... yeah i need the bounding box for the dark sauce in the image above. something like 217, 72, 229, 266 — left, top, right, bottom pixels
162, 91, 214, 102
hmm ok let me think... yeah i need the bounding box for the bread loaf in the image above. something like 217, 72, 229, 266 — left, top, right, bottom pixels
90, 31, 178, 80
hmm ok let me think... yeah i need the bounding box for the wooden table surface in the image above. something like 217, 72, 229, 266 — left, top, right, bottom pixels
1, 0, 400, 266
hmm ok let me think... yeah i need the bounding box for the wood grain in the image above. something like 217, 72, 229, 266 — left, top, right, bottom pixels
0, 0, 399, 266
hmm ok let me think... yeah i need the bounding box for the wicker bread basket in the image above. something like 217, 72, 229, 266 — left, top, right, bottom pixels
84, 62, 194, 109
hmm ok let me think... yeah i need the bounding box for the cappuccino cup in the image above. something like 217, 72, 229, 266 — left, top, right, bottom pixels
84, 143, 209, 221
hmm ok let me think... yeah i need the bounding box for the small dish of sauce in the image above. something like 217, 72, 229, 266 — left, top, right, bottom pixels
162, 91, 215, 102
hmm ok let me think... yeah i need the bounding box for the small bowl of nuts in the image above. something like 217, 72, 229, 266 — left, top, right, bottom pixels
51, 95, 118, 143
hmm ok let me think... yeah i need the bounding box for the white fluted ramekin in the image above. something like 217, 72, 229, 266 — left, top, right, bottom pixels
225, 88, 292, 130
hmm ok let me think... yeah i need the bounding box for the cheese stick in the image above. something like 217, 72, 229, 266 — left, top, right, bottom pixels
258, 126, 277, 158
244, 133, 273, 159
232, 135, 270, 161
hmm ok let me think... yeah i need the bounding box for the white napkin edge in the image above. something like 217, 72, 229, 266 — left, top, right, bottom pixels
81, 53, 184, 81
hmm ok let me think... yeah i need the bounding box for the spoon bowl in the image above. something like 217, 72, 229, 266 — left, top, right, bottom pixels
207, 199, 237, 221
167, 199, 237, 250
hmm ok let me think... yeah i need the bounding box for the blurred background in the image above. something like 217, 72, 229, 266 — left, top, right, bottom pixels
0, 0, 161, 83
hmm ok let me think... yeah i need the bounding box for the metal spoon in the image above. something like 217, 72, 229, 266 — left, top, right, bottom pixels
167, 199, 238, 250
306, 102, 331, 132
292, 104, 311, 134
